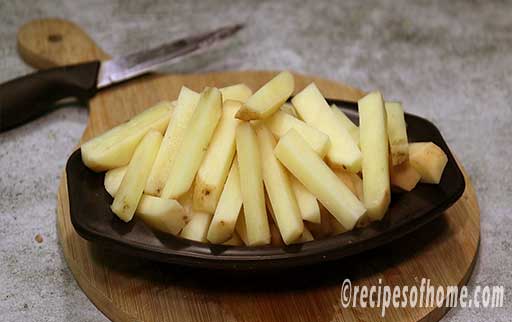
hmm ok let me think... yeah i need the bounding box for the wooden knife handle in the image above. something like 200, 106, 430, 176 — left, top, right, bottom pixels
0, 61, 101, 131
17, 18, 110, 69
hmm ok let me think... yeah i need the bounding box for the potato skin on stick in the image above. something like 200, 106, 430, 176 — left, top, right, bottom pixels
235, 122, 271, 246
358, 91, 391, 221
274, 129, 366, 230
161, 87, 222, 199
111, 130, 162, 222
385, 101, 409, 166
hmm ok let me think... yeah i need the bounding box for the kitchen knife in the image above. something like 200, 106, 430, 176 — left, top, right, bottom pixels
0, 24, 243, 132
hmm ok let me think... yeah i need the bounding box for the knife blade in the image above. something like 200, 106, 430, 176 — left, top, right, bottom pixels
0, 24, 243, 132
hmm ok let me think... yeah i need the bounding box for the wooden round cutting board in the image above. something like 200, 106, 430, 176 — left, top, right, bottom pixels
18, 19, 480, 322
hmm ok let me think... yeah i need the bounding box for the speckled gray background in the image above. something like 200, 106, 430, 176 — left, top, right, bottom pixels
0, 0, 510, 321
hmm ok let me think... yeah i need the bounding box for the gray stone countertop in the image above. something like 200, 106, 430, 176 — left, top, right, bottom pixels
0, 1, 510, 321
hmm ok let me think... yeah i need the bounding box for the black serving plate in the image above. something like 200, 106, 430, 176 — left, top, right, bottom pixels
67, 99, 465, 271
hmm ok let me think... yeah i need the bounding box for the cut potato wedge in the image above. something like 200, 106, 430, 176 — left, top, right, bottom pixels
358, 91, 391, 221
256, 124, 304, 245
409, 142, 448, 184
385, 101, 409, 166
265, 110, 330, 157
274, 129, 366, 230
236, 72, 294, 120
220, 84, 253, 102
390, 161, 421, 191
292, 83, 361, 172
236, 122, 270, 246
161, 88, 222, 199
180, 211, 212, 242
330, 105, 359, 145
280, 103, 298, 117
111, 130, 162, 222
206, 159, 243, 244
193, 100, 240, 213
145, 87, 199, 195
81, 101, 172, 172
290, 176, 321, 224
136, 195, 187, 235
104, 166, 127, 197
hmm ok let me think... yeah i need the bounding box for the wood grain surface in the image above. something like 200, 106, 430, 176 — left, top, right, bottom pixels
18, 19, 480, 322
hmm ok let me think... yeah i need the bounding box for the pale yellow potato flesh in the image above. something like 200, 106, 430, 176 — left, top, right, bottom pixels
145, 87, 199, 195
334, 169, 357, 196
161, 88, 222, 199
136, 195, 187, 235
81, 101, 172, 172
390, 161, 421, 191
292, 83, 361, 172
235, 122, 270, 246
255, 124, 304, 245
358, 91, 391, 221
274, 129, 366, 230
385, 101, 409, 166
265, 110, 330, 157
220, 84, 253, 102
111, 130, 162, 222
104, 166, 127, 197
193, 100, 241, 213
290, 176, 320, 224
280, 102, 298, 117
235, 71, 294, 120
409, 142, 448, 184
330, 105, 359, 145
180, 211, 212, 242
206, 160, 243, 244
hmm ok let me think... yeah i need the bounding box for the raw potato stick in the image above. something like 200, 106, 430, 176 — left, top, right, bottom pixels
292, 83, 362, 172
193, 100, 241, 213
161, 88, 222, 199
104, 166, 127, 197
330, 105, 359, 145
222, 233, 243, 246
409, 142, 448, 184
111, 130, 162, 222
136, 195, 187, 235
290, 176, 321, 224
385, 101, 409, 166
236, 122, 270, 246
180, 212, 212, 242
358, 91, 391, 220
236, 72, 294, 120
256, 124, 304, 245
220, 84, 253, 102
207, 159, 243, 244
274, 129, 366, 230
81, 101, 172, 172
265, 110, 330, 157
145, 87, 199, 195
